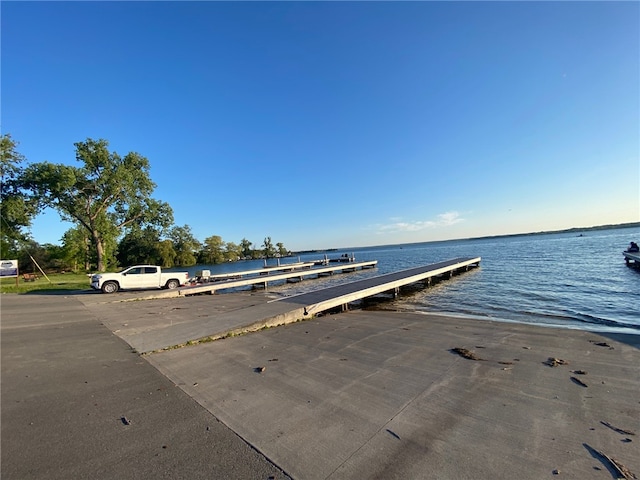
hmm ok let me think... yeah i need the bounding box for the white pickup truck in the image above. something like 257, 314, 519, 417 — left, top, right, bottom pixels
90, 265, 190, 294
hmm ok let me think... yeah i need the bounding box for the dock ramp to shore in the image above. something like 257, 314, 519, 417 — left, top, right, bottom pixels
121, 257, 481, 353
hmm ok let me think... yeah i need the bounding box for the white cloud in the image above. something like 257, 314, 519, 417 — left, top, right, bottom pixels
375, 211, 463, 234
437, 211, 463, 226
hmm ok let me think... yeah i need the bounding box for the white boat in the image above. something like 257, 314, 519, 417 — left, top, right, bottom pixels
623, 250, 640, 265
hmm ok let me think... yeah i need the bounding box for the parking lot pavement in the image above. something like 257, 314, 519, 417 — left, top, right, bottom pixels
1, 294, 290, 480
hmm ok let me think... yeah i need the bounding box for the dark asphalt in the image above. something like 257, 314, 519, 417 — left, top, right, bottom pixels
1, 294, 290, 480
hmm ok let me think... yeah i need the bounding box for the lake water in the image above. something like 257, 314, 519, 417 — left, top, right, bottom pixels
185, 226, 640, 335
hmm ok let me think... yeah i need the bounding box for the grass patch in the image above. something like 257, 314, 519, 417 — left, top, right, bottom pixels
0, 273, 92, 294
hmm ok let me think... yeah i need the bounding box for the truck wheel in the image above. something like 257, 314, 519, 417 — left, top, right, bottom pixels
166, 279, 180, 289
101, 281, 119, 294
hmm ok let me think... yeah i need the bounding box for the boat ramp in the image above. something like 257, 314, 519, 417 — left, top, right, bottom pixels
124, 257, 480, 353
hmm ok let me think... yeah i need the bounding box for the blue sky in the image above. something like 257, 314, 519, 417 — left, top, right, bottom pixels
2, 1, 638, 251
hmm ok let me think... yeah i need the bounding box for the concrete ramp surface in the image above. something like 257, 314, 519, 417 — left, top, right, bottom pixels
145, 311, 640, 480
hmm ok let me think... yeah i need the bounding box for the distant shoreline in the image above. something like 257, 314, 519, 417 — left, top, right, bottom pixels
460, 221, 640, 242
293, 222, 640, 254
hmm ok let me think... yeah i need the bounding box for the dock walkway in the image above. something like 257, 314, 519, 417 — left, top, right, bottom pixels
168, 260, 378, 297
105, 257, 480, 353
201, 262, 316, 281
284, 257, 481, 316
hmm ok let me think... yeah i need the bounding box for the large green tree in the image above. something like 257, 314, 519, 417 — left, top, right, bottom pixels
224, 241, 242, 262
116, 226, 163, 267
22, 138, 173, 271
168, 225, 200, 267
276, 242, 289, 257
0, 134, 37, 258
239, 238, 253, 259
157, 239, 176, 268
61, 226, 92, 271
199, 235, 225, 264
262, 236, 276, 259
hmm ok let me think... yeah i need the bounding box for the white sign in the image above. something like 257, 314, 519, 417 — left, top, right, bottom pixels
0, 260, 19, 278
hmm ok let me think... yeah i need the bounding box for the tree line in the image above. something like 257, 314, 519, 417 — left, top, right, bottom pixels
1, 134, 290, 272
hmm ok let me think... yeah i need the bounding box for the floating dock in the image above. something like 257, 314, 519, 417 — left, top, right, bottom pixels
200, 261, 316, 281
131, 257, 480, 353
283, 256, 481, 316
169, 260, 379, 297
